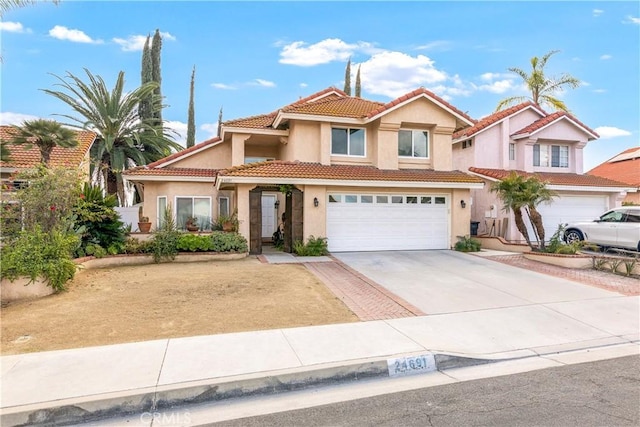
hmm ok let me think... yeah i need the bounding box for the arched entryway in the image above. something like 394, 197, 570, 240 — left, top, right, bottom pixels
249, 186, 304, 254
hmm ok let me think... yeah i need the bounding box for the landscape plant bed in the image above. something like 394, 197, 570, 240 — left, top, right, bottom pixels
76, 252, 248, 270
0, 258, 358, 355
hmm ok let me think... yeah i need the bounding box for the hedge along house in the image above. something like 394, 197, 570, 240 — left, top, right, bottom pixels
452, 103, 635, 241
123, 87, 484, 254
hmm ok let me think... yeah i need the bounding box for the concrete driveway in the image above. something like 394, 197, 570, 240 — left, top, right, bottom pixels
332, 250, 620, 315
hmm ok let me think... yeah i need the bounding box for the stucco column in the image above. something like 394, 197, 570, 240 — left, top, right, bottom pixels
451, 188, 472, 247
573, 142, 587, 174
236, 184, 251, 241
432, 126, 455, 171
319, 123, 331, 165
377, 122, 400, 169
231, 133, 250, 166
302, 185, 326, 239
523, 138, 536, 172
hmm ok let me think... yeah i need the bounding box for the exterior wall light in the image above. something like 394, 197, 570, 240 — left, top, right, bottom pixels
274, 200, 280, 209
313, 197, 319, 207
460, 200, 466, 208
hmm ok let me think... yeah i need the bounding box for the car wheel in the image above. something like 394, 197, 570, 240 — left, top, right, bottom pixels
564, 229, 584, 244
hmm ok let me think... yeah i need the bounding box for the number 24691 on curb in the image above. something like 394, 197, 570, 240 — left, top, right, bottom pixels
387, 354, 436, 377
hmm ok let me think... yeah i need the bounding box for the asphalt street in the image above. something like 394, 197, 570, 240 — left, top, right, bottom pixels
210, 355, 640, 427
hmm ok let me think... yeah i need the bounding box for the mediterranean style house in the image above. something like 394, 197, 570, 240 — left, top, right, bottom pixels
123, 87, 485, 254
0, 125, 96, 191
451, 102, 635, 241
588, 147, 640, 205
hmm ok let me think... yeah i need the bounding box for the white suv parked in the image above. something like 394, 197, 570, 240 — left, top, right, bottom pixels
564, 207, 640, 251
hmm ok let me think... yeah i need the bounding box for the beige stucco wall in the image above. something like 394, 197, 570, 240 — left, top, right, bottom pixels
287, 121, 322, 162
141, 181, 218, 229
171, 143, 231, 169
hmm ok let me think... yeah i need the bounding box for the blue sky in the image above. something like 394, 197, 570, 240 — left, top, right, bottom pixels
1, 1, 638, 170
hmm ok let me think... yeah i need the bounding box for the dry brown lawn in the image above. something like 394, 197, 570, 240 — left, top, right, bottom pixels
0, 257, 358, 355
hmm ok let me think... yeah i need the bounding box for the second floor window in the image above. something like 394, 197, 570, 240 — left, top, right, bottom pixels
331, 128, 365, 156
399, 130, 429, 158
533, 144, 568, 168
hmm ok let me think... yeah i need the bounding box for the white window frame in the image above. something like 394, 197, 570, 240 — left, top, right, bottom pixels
534, 143, 569, 168
157, 196, 167, 228
331, 127, 366, 157
174, 196, 212, 230
398, 129, 430, 159
218, 196, 230, 217
509, 143, 516, 161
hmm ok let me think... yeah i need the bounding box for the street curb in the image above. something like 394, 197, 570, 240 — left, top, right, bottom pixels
0, 352, 494, 427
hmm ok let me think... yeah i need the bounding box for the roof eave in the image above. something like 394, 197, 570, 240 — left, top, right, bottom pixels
366, 93, 475, 127
122, 174, 216, 183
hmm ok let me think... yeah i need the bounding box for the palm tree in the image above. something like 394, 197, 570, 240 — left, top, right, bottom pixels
42, 68, 181, 206
496, 50, 580, 112
491, 172, 557, 251
0, 142, 12, 162
0, 0, 58, 16
8, 119, 78, 167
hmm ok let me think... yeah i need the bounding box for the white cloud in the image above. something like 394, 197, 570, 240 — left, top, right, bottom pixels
112, 32, 175, 52
200, 123, 219, 139
279, 38, 377, 66
415, 40, 452, 51
593, 89, 607, 93
0, 21, 31, 33
0, 112, 40, 125
592, 9, 604, 17
211, 83, 236, 90
600, 54, 612, 60
594, 126, 632, 139
477, 79, 517, 94
252, 79, 276, 88
112, 35, 148, 52
164, 120, 188, 147
624, 15, 640, 24
299, 83, 308, 88
49, 25, 102, 44
357, 51, 448, 98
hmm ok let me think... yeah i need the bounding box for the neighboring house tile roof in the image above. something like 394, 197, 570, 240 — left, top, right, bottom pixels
125, 167, 218, 178
218, 160, 483, 183
511, 111, 599, 139
452, 102, 544, 140
281, 96, 384, 118
469, 167, 630, 188
587, 147, 640, 187
0, 125, 96, 169
366, 87, 475, 124
146, 136, 221, 168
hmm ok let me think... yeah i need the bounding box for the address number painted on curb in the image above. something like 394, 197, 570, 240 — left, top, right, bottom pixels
387, 353, 436, 377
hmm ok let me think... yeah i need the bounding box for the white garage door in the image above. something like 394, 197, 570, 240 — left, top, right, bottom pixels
326, 194, 449, 252
531, 195, 609, 239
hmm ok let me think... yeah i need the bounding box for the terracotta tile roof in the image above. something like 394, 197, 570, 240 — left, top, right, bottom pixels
218, 160, 483, 183
146, 136, 221, 168
282, 96, 384, 118
587, 147, 640, 187
453, 102, 543, 140
511, 111, 599, 139
367, 88, 475, 124
469, 167, 631, 188
124, 166, 218, 178
0, 125, 96, 169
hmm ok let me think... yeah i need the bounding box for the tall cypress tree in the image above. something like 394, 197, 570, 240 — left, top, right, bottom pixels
355, 65, 362, 98
217, 106, 223, 137
186, 66, 196, 148
139, 35, 153, 122
343, 58, 351, 96
151, 29, 163, 126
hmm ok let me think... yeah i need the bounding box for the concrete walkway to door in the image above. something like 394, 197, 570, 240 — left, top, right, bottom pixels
332, 250, 625, 315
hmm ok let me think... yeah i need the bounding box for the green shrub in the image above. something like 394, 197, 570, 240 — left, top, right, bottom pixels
123, 237, 153, 254
210, 231, 248, 253
177, 234, 212, 252
293, 235, 328, 256
0, 226, 79, 291
454, 235, 481, 252
85, 243, 107, 258
150, 229, 181, 263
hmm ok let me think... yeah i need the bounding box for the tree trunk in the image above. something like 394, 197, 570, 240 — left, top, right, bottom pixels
513, 208, 534, 250
528, 206, 546, 251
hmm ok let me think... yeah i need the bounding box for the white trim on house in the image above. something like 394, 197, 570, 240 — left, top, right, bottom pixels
216, 176, 484, 190
466, 171, 635, 193
272, 112, 362, 128
0, 167, 19, 173
452, 104, 546, 144
220, 127, 289, 138
122, 174, 216, 183
511, 115, 599, 140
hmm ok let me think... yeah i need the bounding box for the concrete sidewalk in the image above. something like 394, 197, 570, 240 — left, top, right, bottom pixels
2, 295, 639, 426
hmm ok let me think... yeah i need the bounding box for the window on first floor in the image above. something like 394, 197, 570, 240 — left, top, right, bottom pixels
398, 129, 429, 158
218, 196, 230, 218
176, 196, 212, 230
331, 127, 366, 156
533, 144, 568, 168
157, 196, 167, 228
509, 143, 516, 160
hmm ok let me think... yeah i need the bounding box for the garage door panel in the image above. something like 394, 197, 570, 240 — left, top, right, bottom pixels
526, 195, 608, 240
326, 194, 449, 252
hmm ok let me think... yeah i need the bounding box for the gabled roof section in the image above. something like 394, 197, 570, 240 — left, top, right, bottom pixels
469, 167, 631, 189
146, 136, 221, 169
281, 96, 384, 118
218, 160, 483, 184
124, 166, 217, 179
366, 88, 475, 126
511, 111, 599, 140
453, 102, 545, 141
0, 125, 96, 169
587, 146, 640, 187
